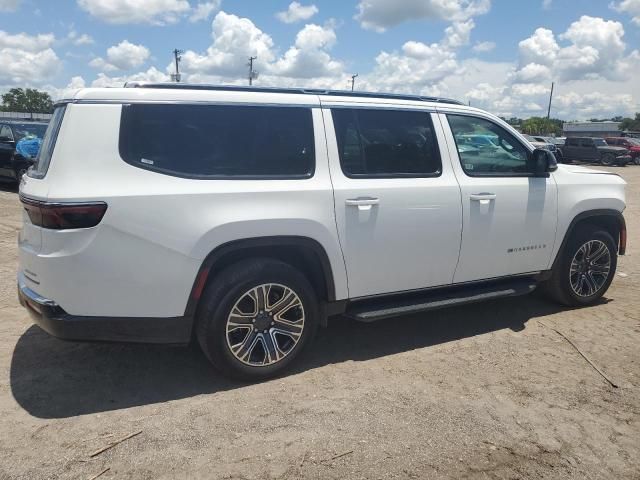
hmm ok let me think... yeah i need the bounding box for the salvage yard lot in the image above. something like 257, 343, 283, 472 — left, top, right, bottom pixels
0, 167, 639, 480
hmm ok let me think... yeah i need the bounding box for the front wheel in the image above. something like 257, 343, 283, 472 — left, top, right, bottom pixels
196, 258, 319, 380
600, 154, 614, 166
634, 156, 640, 166
541, 226, 617, 307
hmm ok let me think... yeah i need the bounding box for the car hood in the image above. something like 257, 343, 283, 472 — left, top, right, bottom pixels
597, 146, 628, 153
556, 164, 621, 176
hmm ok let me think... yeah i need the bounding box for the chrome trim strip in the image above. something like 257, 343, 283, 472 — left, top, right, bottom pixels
18, 272, 58, 307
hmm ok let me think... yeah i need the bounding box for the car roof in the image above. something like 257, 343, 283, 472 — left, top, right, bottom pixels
58, 83, 476, 111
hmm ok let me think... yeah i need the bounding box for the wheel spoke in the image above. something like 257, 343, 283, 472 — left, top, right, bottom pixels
271, 290, 301, 316
583, 273, 597, 296
262, 332, 282, 364
587, 243, 608, 263
231, 330, 259, 362
590, 264, 610, 274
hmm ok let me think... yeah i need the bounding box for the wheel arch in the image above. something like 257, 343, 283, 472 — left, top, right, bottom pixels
552, 209, 626, 270
184, 236, 338, 319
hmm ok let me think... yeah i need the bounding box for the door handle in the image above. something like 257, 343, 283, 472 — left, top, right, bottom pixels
345, 197, 379, 210
469, 193, 496, 204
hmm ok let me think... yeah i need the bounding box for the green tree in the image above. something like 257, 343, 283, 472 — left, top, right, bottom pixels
520, 116, 562, 136
619, 113, 640, 132
1, 88, 54, 118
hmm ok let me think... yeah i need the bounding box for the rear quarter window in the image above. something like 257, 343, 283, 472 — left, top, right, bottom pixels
30, 105, 66, 178
119, 103, 315, 179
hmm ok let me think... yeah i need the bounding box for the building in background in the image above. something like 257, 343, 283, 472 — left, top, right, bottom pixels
563, 121, 621, 138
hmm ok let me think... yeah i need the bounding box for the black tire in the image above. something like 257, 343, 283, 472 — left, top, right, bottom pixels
196, 258, 319, 380
634, 156, 640, 166
541, 225, 617, 307
600, 154, 614, 166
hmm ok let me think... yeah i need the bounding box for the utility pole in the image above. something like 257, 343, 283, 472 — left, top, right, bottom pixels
248, 56, 258, 85
350, 74, 358, 91
172, 48, 183, 82
546, 81, 554, 119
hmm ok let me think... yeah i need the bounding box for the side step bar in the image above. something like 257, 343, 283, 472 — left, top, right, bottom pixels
346, 279, 537, 322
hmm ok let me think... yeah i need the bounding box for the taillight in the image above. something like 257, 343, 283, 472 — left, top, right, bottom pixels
20, 196, 107, 230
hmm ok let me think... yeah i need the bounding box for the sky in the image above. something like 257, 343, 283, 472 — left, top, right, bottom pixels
0, 0, 639, 120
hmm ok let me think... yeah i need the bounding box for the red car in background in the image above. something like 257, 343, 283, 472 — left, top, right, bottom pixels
605, 137, 640, 165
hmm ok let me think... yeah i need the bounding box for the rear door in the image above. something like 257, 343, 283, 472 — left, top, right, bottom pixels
439, 112, 557, 283
323, 106, 462, 298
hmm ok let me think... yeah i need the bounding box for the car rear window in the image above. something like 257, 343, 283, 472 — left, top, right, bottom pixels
119, 104, 315, 179
30, 105, 66, 178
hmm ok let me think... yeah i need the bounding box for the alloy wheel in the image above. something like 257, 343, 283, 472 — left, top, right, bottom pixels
569, 240, 611, 297
225, 283, 305, 366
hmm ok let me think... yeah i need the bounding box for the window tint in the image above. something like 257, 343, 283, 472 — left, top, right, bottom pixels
331, 109, 441, 177
0, 125, 12, 141
31, 105, 66, 178
120, 104, 315, 178
580, 138, 594, 147
447, 115, 530, 176
566, 138, 578, 146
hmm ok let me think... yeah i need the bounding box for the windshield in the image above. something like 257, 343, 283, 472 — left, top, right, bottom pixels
594, 138, 608, 146
13, 123, 48, 141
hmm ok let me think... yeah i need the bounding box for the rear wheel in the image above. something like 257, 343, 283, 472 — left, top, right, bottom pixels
634, 156, 640, 166
196, 258, 319, 380
541, 226, 617, 306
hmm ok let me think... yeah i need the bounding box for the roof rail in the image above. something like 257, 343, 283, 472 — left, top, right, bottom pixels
124, 82, 465, 105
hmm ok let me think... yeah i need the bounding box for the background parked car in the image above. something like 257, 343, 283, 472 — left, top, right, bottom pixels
559, 137, 631, 166
605, 137, 640, 165
523, 134, 563, 162
0, 121, 48, 181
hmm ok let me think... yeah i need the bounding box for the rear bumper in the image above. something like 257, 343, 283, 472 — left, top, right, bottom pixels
17, 272, 193, 345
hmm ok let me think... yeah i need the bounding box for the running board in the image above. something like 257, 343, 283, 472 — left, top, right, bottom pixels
346, 279, 537, 322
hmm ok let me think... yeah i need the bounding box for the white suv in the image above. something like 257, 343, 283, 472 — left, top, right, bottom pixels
17, 84, 627, 380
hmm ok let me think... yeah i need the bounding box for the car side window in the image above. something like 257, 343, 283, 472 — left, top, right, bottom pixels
120, 104, 315, 178
331, 108, 442, 178
0, 125, 13, 141
580, 138, 594, 147
446, 114, 531, 176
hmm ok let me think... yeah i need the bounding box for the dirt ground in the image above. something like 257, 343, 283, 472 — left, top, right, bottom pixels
0, 166, 638, 480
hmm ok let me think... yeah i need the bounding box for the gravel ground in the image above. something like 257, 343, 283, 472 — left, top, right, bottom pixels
0, 167, 638, 480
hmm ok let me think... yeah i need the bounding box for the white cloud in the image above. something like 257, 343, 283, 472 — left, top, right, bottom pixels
0, 0, 20, 11
90, 40, 150, 72
472, 40, 495, 52
514, 17, 636, 83
189, 0, 221, 22
0, 31, 55, 52
0, 31, 60, 85
179, 11, 275, 78
611, 0, 640, 25
276, 2, 318, 24
270, 23, 342, 78
443, 19, 475, 49
91, 66, 168, 87
355, 0, 490, 32
67, 30, 94, 46
77, 0, 191, 25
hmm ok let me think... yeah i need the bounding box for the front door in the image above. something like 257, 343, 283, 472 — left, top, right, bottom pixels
323, 107, 462, 298
0, 125, 15, 176
439, 113, 557, 283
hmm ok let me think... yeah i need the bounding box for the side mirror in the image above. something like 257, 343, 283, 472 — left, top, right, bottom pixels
532, 148, 557, 175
